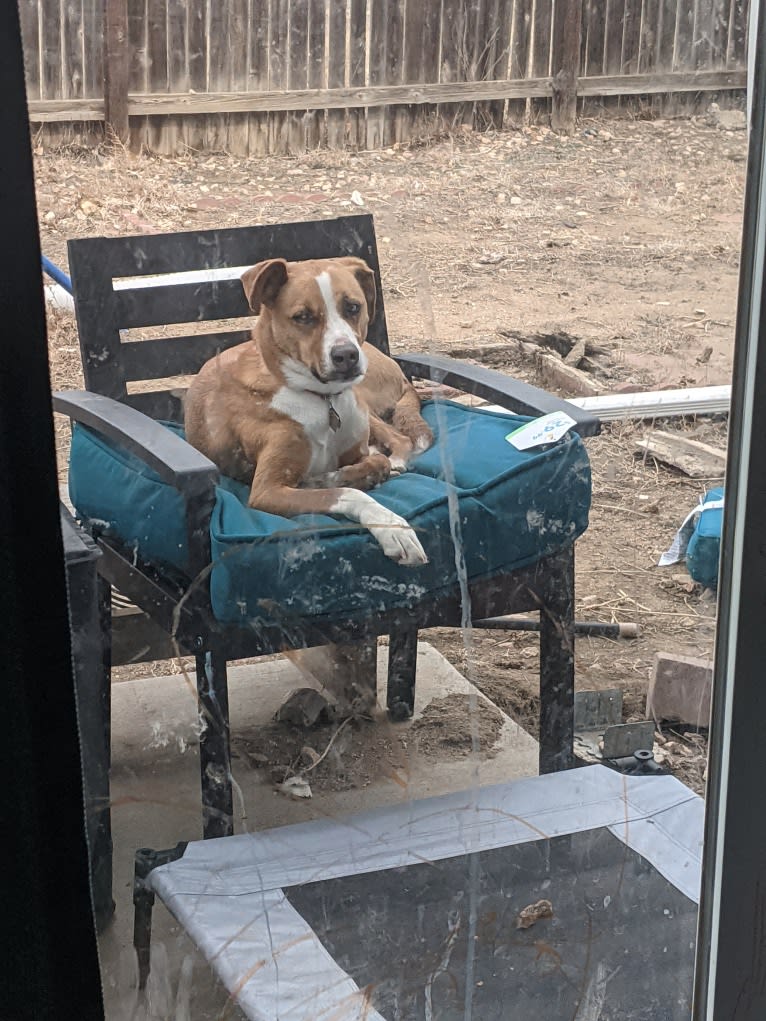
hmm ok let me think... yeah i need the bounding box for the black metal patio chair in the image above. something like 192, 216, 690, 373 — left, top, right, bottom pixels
54, 214, 599, 840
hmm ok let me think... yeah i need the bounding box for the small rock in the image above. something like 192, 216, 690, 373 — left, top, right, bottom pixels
509, 195, 522, 205
275, 687, 336, 728
276, 776, 313, 799
706, 104, 747, 131
696, 345, 713, 365
350, 190, 365, 206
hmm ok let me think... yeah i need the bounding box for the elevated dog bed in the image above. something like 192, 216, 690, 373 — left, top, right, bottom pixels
69, 400, 591, 625
137, 765, 703, 1020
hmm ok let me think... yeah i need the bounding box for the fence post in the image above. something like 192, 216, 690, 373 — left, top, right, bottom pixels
551, 0, 582, 134
103, 0, 130, 143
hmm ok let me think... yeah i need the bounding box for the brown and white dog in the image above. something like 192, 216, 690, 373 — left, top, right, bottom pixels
184, 256, 433, 566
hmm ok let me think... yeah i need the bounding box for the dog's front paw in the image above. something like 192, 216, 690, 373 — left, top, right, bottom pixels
339, 452, 391, 491
370, 514, 428, 567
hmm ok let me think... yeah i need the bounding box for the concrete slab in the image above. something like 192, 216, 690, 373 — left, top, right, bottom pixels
97, 642, 538, 1018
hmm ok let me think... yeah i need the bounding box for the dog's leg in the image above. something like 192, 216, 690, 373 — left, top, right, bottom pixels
249, 436, 427, 566
392, 383, 434, 455
304, 449, 391, 491
368, 413, 417, 474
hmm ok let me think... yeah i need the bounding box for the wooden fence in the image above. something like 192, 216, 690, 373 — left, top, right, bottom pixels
21, 0, 749, 155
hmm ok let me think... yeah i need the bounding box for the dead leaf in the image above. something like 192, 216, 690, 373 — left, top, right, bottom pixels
517, 899, 554, 929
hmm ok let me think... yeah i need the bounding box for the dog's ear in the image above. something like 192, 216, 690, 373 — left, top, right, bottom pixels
240, 259, 289, 314
337, 257, 377, 323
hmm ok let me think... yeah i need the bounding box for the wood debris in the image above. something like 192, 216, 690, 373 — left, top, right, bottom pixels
636, 431, 726, 479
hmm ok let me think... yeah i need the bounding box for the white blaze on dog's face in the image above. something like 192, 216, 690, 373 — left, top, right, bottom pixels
240, 257, 376, 393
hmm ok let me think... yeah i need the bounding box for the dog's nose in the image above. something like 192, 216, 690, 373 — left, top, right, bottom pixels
330, 342, 360, 374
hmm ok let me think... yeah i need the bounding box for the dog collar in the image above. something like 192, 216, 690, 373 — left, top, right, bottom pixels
304, 387, 345, 431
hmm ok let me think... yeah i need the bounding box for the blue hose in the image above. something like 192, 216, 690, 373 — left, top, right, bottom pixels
41, 255, 73, 294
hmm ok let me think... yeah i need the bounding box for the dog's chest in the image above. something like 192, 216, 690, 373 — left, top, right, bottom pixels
270, 387, 368, 474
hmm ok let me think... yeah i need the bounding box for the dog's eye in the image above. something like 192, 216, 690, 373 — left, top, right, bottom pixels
344, 300, 361, 318
292, 310, 315, 325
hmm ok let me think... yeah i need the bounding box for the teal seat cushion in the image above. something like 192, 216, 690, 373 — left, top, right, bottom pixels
69, 401, 591, 625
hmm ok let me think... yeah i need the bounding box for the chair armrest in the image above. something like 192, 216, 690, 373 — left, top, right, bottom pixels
54, 390, 219, 577
394, 353, 601, 437
53, 390, 219, 497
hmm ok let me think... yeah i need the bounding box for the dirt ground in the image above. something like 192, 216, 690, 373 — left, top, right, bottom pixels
39, 111, 747, 795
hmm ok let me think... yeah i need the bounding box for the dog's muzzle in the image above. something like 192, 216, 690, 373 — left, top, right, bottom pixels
330, 341, 360, 376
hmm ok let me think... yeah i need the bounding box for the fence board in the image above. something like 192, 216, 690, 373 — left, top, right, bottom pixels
82, 0, 102, 98
164, 0, 188, 154
678, 1, 697, 69
19, 1, 41, 100
622, 0, 643, 74
638, 0, 659, 71
386, 0, 406, 145
63, 0, 84, 99
506, 0, 534, 123
727, 0, 748, 68
286, 0, 309, 153
247, 0, 270, 154
327, 0, 347, 148
583, 0, 606, 75
656, 0, 679, 69
181, 0, 206, 152
530, 0, 554, 117
471, 0, 498, 129
305, 0, 326, 148
366, 0, 388, 149
710, 0, 729, 65
206, 0, 230, 150
348, 0, 368, 148
226, 0, 250, 154
41, 0, 62, 99
400, 0, 427, 141
694, 0, 715, 67
486, 0, 514, 126
146, 0, 167, 150
603, 0, 625, 74
268, 0, 289, 153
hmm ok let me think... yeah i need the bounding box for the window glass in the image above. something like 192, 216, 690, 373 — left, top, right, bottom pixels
37, 2, 748, 1016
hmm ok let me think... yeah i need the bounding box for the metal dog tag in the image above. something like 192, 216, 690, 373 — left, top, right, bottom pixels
327, 402, 342, 432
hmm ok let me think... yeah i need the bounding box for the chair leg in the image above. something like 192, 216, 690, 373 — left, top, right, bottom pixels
538, 546, 576, 773
133, 855, 155, 991
133, 844, 188, 990
387, 624, 418, 721
93, 573, 115, 930
195, 649, 234, 839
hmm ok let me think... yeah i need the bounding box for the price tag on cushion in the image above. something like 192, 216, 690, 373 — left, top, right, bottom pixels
505, 412, 577, 451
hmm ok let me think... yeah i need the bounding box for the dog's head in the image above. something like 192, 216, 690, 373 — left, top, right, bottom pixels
241, 256, 376, 392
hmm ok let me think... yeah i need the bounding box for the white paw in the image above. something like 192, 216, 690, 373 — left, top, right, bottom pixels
388, 456, 408, 475
370, 516, 428, 566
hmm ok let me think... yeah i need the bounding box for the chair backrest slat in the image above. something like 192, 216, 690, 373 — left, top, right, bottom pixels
121, 331, 252, 382
113, 279, 250, 330
68, 215, 389, 423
